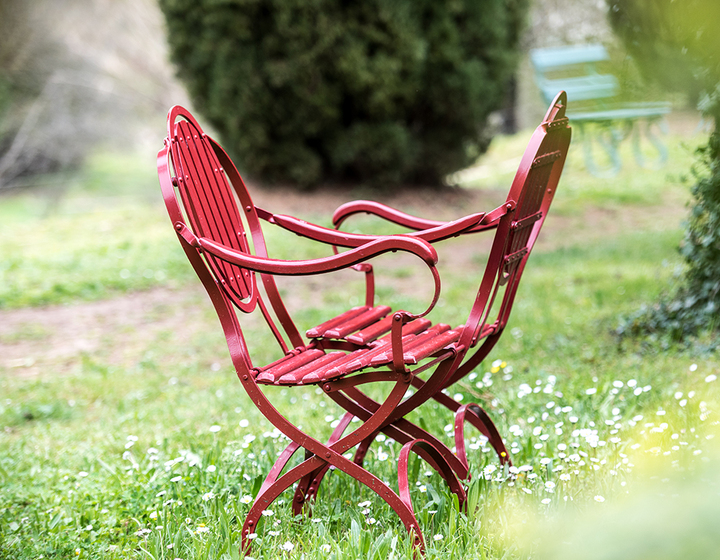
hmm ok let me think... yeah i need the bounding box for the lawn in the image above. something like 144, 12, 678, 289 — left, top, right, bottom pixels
1, 121, 719, 560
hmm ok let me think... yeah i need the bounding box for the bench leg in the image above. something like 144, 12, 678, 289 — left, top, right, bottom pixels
578, 121, 624, 177
632, 117, 669, 170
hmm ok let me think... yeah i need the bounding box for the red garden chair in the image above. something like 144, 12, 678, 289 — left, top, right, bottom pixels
157, 91, 571, 555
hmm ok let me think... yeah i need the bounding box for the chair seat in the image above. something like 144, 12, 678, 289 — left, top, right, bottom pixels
253, 306, 463, 386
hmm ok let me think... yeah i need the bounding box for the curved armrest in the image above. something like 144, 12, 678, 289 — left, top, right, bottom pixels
270, 211, 491, 247
175, 221, 442, 319
333, 200, 449, 230
332, 200, 513, 235
198, 233, 437, 273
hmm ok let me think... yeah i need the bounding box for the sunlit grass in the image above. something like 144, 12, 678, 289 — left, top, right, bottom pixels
1, 137, 718, 559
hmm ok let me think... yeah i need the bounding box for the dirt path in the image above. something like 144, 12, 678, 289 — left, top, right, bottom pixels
0, 286, 210, 377
0, 187, 688, 378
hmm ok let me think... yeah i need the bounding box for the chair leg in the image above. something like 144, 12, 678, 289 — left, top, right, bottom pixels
243, 451, 426, 555
454, 403, 510, 471
292, 412, 355, 515
258, 441, 301, 498
239, 376, 422, 554
398, 439, 466, 517
334, 387, 469, 478
411, 376, 511, 468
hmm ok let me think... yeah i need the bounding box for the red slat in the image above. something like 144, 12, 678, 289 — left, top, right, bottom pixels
277, 352, 345, 384
369, 323, 451, 367
174, 122, 253, 303
347, 317, 431, 345
403, 328, 463, 365
324, 306, 391, 339
256, 349, 324, 383
306, 307, 368, 338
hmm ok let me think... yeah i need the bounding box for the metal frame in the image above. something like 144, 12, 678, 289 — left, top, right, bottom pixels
157, 92, 571, 555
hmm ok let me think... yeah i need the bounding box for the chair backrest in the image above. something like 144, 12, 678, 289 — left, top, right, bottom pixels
461, 91, 571, 353
157, 107, 303, 364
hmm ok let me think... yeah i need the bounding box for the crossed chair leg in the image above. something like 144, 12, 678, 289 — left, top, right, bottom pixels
285, 386, 510, 555
239, 372, 433, 553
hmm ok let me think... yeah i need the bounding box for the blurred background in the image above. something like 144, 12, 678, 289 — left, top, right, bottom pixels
0, 0, 188, 193
0, 0, 698, 195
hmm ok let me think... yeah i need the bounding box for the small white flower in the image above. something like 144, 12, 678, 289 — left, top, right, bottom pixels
209, 425, 222, 433
247, 533, 258, 540
281, 541, 294, 551
433, 534, 444, 541
202, 492, 215, 502
320, 543, 331, 553
268, 530, 280, 537
206, 465, 217, 473
418, 485, 427, 493
585, 388, 597, 395
239, 419, 250, 428
357, 500, 371, 508
262, 509, 274, 517
541, 498, 551, 504
240, 495, 253, 504
78, 471, 88, 478
170, 476, 182, 483
705, 374, 717, 383
594, 495, 605, 502
367, 517, 376, 525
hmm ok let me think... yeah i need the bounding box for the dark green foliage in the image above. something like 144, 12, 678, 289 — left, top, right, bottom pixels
619, 130, 720, 341
609, 0, 720, 340
159, 0, 527, 187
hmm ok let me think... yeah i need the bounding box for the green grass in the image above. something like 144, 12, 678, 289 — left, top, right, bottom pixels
1, 138, 719, 559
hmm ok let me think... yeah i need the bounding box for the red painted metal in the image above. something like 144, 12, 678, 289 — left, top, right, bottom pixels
157, 92, 571, 556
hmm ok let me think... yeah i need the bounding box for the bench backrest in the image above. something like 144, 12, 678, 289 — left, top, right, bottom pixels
530, 44, 618, 106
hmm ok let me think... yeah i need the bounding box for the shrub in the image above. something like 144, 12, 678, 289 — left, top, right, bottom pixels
609, 0, 720, 341
159, 0, 527, 187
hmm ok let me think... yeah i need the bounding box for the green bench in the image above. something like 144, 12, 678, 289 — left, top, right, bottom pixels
530, 44, 671, 176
